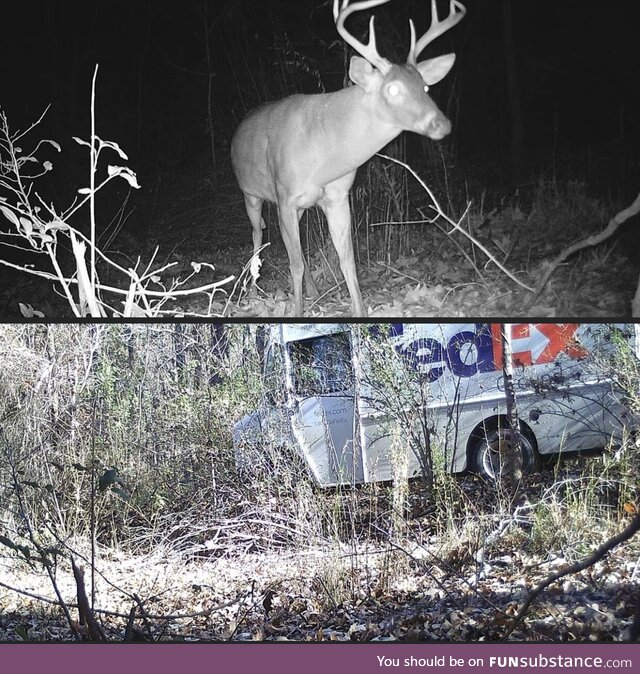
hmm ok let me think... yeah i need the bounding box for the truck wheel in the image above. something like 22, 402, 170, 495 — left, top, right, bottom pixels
471, 428, 537, 481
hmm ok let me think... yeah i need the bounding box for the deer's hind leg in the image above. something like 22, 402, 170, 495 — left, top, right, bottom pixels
243, 193, 266, 257
277, 204, 308, 316
241, 193, 268, 298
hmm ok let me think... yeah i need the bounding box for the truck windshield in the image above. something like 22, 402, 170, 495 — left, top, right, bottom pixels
289, 332, 354, 396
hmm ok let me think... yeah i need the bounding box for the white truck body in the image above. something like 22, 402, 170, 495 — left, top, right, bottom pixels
233, 323, 638, 487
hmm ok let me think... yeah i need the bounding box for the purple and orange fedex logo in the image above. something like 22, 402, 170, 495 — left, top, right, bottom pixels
388, 324, 589, 382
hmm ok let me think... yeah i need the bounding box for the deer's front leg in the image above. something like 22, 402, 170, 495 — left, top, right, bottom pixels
320, 181, 366, 317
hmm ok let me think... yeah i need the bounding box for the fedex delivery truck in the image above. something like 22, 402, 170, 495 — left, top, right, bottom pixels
232, 323, 638, 487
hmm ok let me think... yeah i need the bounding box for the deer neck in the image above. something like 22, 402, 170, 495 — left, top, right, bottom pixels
316, 85, 402, 175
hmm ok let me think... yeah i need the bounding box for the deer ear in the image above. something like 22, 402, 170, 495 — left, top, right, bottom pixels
349, 56, 379, 90
416, 53, 456, 85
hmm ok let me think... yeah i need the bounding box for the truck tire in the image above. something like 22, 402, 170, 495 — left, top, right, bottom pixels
471, 427, 537, 481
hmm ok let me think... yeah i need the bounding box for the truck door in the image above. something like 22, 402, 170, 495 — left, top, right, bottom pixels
287, 331, 363, 486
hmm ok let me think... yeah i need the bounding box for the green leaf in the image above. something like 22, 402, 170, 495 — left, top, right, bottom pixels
36, 553, 54, 568
41, 546, 62, 557
72, 136, 91, 148
0, 205, 20, 227
100, 139, 128, 160
111, 486, 131, 501
18, 303, 45, 318
0, 534, 18, 551
0, 535, 31, 560
99, 468, 120, 492
107, 165, 140, 189
42, 139, 61, 153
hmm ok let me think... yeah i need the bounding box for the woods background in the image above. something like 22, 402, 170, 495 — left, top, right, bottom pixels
0, 322, 639, 641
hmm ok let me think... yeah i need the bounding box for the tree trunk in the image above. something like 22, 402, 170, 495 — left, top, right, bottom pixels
500, 324, 524, 501
501, 0, 524, 185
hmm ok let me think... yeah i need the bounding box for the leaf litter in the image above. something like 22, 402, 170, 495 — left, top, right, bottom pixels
1, 473, 638, 642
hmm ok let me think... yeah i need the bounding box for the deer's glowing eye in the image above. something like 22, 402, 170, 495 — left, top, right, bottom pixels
388, 84, 399, 97
423, 85, 430, 94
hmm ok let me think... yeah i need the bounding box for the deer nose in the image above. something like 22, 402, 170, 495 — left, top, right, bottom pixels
424, 115, 451, 140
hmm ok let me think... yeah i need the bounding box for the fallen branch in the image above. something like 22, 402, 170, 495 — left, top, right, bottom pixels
0, 578, 64, 606
504, 511, 640, 639
527, 191, 640, 310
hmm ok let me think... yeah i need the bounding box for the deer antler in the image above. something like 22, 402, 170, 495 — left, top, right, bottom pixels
333, 0, 392, 74
407, 0, 466, 66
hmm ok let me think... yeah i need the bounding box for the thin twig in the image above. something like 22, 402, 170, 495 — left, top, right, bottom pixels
376, 153, 533, 292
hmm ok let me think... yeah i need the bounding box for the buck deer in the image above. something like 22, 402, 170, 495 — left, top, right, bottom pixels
231, 0, 466, 316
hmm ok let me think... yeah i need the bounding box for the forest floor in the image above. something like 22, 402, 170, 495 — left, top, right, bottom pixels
1, 466, 639, 643
0, 173, 637, 318
148, 176, 638, 319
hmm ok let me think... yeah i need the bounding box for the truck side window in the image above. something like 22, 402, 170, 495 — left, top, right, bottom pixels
289, 332, 354, 395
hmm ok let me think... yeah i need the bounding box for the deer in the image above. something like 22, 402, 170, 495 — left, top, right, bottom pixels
231, 0, 466, 317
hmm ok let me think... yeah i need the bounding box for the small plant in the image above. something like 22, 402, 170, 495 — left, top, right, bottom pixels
0, 66, 233, 317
